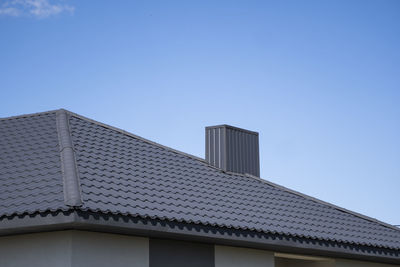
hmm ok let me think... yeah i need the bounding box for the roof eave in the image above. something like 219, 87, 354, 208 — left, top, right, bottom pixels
1, 211, 399, 265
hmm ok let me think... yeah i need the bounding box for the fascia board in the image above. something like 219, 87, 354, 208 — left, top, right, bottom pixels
71, 211, 400, 265
0, 212, 399, 265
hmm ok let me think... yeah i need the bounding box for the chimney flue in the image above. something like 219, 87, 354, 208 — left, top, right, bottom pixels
205, 125, 260, 177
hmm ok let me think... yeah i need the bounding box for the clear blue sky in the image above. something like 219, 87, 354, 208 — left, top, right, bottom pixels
1, 0, 399, 225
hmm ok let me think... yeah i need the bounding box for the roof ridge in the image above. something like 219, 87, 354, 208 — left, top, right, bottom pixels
56, 109, 83, 207
243, 173, 400, 233
64, 109, 207, 163
0, 109, 59, 121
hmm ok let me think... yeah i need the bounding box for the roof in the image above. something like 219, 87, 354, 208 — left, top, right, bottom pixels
1, 109, 400, 262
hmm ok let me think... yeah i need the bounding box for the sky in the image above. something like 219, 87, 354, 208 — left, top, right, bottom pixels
0, 0, 399, 226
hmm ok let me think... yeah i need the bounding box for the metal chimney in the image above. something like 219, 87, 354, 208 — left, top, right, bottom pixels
205, 125, 260, 177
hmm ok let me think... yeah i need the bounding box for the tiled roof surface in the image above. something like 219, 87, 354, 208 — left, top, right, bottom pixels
0, 112, 66, 216
1, 110, 400, 251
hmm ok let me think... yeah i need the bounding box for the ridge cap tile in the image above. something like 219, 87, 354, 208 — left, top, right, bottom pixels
56, 109, 83, 207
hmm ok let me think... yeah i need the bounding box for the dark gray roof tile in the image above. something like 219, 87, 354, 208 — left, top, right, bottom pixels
0, 112, 66, 216
1, 110, 399, 251
68, 114, 400, 250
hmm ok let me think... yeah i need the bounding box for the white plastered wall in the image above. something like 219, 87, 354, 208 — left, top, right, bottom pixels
0, 231, 72, 267
215, 245, 275, 267
0, 230, 149, 267
70, 230, 149, 267
0, 230, 398, 267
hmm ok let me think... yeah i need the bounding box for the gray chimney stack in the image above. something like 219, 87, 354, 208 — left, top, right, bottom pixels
205, 125, 260, 177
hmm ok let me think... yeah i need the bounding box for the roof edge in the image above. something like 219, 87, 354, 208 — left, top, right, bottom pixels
0, 211, 77, 236
75, 211, 400, 264
56, 109, 83, 207
244, 173, 400, 233
0, 109, 60, 121
1, 211, 399, 264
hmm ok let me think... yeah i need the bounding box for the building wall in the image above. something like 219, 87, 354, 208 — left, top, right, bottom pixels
335, 259, 399, 267
275, 257, 334, 267
71, 231, 149, 267
0, 231, 399, 267
149, 238, 214, 267
215, 245, 275, 267
0, 231, 149, 267
0, 231, 72, 267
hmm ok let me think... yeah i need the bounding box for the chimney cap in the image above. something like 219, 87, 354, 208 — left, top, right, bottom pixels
205, 124, 259, 136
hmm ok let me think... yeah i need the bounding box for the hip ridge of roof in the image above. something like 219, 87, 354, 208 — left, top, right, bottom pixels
56, 109, 83, 207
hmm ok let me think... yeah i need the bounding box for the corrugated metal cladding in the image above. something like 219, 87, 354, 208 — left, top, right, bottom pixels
205, 125, 260, 177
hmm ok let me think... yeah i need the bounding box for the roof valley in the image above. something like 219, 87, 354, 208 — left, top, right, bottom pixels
56, 109, 83, 207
